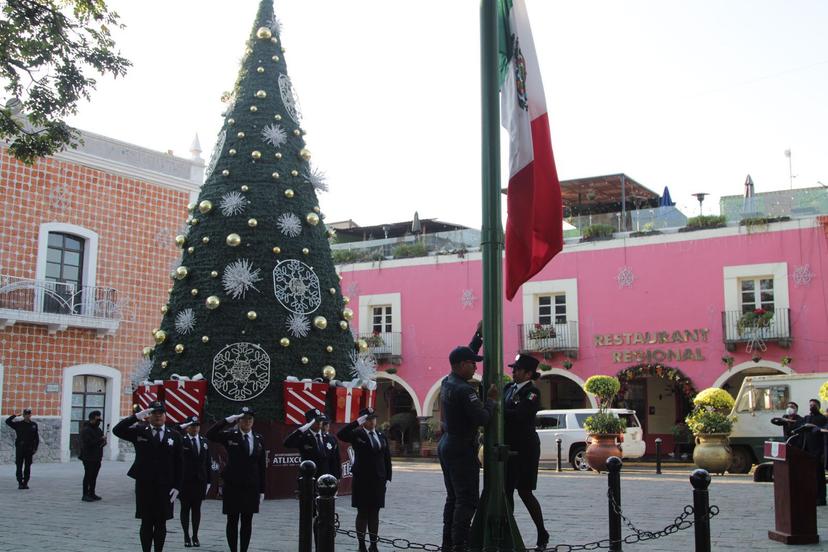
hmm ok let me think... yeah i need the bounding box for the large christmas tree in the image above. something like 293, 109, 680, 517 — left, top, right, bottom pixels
148, 0, 355, 421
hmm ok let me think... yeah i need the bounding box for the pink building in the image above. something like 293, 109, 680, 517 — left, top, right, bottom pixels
333, 186, 828, 455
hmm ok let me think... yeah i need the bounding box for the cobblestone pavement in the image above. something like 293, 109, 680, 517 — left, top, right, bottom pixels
1, 460, 827, 551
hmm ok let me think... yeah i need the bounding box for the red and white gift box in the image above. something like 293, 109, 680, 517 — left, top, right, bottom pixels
133, 380, 164, 411
162, 373, 207, 424
283, 377, 329, 425
361, 380, 378, 411
334, 379, 363, 423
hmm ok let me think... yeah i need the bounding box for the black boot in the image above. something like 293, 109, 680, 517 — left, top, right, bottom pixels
536, 529, 550, 551
368, 542, 379, 552
358, 541, 368, 552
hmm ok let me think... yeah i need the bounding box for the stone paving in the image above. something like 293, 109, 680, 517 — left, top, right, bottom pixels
1, 460, 827, 551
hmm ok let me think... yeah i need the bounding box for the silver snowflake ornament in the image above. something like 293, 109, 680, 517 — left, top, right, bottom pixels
304, 167, 329, 192
277, 212, 303, 237
286, 313, 311, 338
349, 350, 378, 381
219, 192, 249, 217
272, 259, 322, 315
131, 358, 153, 389
212, 343, 271, 401
261, 123, 287, 148
460, 289, 477, 309
793, 264, 814, 286
617, 266, 635, 288
223, 259, 262, 300
175, 308, 196, 335
278, 73, 302, 124
267, 14, 282, 35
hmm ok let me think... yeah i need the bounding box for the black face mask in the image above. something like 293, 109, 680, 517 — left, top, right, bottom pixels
810, 406, 820, 415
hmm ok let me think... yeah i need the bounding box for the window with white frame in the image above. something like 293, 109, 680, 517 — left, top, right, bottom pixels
739, 277, 774, 313
538, 294, 566, 325
371, 305, 392, 333
44, 232, 86, 314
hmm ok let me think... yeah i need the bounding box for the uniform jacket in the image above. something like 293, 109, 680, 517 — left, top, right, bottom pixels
284, 427, 340, 478
181, 433, 212, 487
337, 422, 392, 482
503, 380, 541, 450
770, 414, 804, 440
440, 373, 495, 441
802, 411, 827, 457
79, 421, 106, 462
5, 415, 39, 452
113, 415, 183, 490
205, 421, 266, 495
322, 432, 343, 480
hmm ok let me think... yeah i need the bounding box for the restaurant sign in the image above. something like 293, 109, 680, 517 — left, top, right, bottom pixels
594, 329, 710, 363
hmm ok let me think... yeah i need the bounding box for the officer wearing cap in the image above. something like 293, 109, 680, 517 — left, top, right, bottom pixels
320, 418, 342, 480
178, 416, 210, 547
439, 327, 498, 552
337, 407, 393, 552
504, 354, 548, 549
5, 408, 39, 489
113, 401, 182, 552
206, 406, 266, 552
284, 408, 341, 479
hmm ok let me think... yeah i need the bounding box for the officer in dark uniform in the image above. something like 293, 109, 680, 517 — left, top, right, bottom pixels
320, 418, 343, 480
113, 401, 183, 552
337, 407, 393, 552
206, 406, 266, 552
503, 354, 549, 549
801, 399, 827, 505
178, 416, 211, 547
5, 408, 39, 489
439, 341, 498, 552
284, 408, 339, 478
80, 409, 106, 501
771, 401, 804, 442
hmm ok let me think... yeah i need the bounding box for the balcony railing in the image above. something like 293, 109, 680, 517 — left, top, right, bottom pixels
722, 308, 791, 347
518, 322, 579, 353
356, 331, 402, 359
0, 275, 121, 335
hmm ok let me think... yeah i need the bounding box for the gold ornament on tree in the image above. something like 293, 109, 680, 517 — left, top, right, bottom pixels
198, 200, 213, 214
226, 233, 241, 246
299, 148, 312, 161
339, 321, 349, 330
201, 336, 210, 343
357, 339, 369, 353
247, 311, 258, 320
306, 213, 320, 226
175, 235, 186, 248
256, 26, 272, 39
284, 189, 294, 198
325, 345, 333, 353
161, 361, 169, 369
322, 365, 336, 379
175, 266, 189, 280
248, 218, 258, 228
154, 330, 167, 344
251, 151, 262, 160
255, 90, 267, 99
206, 296, 221, 309
280, 337, 290, 348
142, 346, 153, 357
342, 308, 354, 321
160, 305, 169, 314
175, 344, 184, 354
313, 316, 328, 330
301, 356, 309, 365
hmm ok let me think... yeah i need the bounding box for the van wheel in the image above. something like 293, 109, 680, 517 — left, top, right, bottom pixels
570, 445, 590, 471
727, 446, 753, 474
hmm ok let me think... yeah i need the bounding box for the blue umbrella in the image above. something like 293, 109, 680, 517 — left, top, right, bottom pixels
659, 186, 675, 207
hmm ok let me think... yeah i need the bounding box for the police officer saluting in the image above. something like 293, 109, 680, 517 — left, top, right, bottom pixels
284, 408, 341, 479
206, 406, 266, 552
320, 418, 342, 479
113, 401, 182, 552
5, 408, 39, 489
504, 354, 549, 549
439, 340, 498, 552
337, 407, 393, 552
80, 409, 106, 501
178, 416, 211, 548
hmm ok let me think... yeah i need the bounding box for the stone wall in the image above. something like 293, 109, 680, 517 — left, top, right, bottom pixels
0, 417, 62, 464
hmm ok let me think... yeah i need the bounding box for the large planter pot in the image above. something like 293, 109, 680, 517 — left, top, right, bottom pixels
585, 434, 622, 472
692, 433, 732, 474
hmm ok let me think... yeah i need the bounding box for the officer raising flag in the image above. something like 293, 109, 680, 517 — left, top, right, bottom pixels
5, 408, 38, 490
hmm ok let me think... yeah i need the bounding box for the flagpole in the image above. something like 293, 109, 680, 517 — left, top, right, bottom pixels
469, 0, 524, 550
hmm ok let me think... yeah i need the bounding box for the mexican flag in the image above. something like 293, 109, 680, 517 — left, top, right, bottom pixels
499, 0, 563, 301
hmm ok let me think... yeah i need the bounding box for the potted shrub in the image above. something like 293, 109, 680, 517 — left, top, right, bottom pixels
582, 375, 625, 472
420, 418, 441, 458
581, 223, 615, 242
737, 308, 774, 336
685, 388, 736, 474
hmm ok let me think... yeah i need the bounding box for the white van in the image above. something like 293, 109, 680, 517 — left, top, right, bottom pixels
535, 408, 646, 471
728, 372, 828, 473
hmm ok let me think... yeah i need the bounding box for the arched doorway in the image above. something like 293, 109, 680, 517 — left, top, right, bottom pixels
713, 360, 792, 398
536, 368, 592, 409
615, 364, 697, 455
60, 364, 122, 462
374, 373, 421, 456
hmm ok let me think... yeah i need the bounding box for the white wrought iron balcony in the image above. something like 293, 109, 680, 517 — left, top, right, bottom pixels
0, 275, 121, 336
356, 331, 402, 360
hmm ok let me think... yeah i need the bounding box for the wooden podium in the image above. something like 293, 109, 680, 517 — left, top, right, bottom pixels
765, 441, 820, 544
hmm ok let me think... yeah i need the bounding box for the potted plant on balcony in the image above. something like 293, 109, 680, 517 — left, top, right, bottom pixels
582, 375, 625, 472
685, 387, 736, 474
365, 330, 385, 348
736, 308, 774, 336
527, 323, 556, 340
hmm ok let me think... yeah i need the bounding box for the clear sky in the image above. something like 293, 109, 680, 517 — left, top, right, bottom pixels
67, 1, 828, 228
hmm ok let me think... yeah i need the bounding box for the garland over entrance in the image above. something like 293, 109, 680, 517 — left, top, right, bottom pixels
616, 363, 697, 401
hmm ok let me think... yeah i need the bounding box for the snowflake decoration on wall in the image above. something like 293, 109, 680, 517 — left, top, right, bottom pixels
222, 259, 262, 299
272, 259, 321, 315
286, 313, 311, 338
212, 343, 271, 401
277, 212, 303, 237
346, 281, 360, 297
175, 308, 196, 335
205, 129, 226, 179
617, 266, 635, 288
793, 264, 814, 287
155, 228, 174, 249
304, 167, 329, 192
49, 183, 71, 214
219, 192, 249, 217
349, 350, 378, 381
278, 73, 302, 124
460, 289, 477, 309
261, 123, 287, 148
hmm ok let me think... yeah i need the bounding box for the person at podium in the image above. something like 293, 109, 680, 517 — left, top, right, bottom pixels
771, 401, 803, 443
801, 399, 827, 506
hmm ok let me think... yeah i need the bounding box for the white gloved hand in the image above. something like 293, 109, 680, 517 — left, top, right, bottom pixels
179, 422, 192, 429
225, 414, 243, 424
135, 408, 153, 421
169, 488, 179, 503
357, 415, 368, 426
259, 493, 265, 506
205, 484, 211, 495
299, 420, 315, 432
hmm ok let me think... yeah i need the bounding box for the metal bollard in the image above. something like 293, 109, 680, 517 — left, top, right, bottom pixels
690, 469, 712, 552
298, 460, 317, 552
316, 474, 338, 552
655, 437, 662, 475
607, 456, 623, 552
556, 437, 563, 472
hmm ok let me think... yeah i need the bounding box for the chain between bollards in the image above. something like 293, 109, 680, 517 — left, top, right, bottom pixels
655, 438, 662, 475
556, 437, 563, 472
316, 474, 338, 552
607, 456, 623, 552
298, 460, 317, 552
690, 469, 712, 552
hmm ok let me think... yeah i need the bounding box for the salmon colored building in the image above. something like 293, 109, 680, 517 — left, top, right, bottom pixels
0, 133, 203, 462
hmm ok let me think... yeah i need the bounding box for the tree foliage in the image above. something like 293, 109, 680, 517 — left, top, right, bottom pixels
0, 0, 131, 164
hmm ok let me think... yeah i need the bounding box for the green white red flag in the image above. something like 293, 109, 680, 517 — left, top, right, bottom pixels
499, 0, 563, 300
